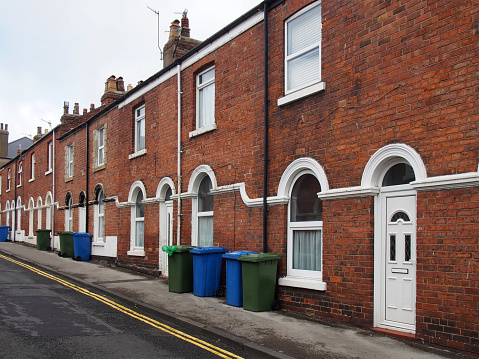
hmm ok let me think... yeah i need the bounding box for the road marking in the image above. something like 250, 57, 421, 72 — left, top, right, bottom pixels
0, 254, 244, 359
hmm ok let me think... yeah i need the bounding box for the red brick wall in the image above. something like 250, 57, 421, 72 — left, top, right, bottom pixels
416, 188, 479, 352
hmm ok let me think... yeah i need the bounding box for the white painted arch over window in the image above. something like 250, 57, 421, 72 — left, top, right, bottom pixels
277, 157, 329, 198
362, 144, 427, 188
156, 177, 176, 200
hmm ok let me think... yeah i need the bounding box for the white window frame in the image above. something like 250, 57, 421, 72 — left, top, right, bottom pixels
17, 162, 22, 187
128, 181, 146, 256
6, 169, 10, 192
94, 190, 105, 242
28, 198, 34, 237
277, 158, 329, 291
37, 197, 43, 230
29, 153, 35, 182
195, 66, 216, 132
97, 127, 105, 167
45, 193, 52, 230
134, 105, 146, 154
278, 1, 324, 106
188, 165, 217, 246
65, 196, 73, 231
46, 141, 53, 175
197, 176, 214, 247
66, 144, 74, 178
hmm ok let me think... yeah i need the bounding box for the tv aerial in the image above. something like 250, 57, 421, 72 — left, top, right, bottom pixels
147, 6, 164, 60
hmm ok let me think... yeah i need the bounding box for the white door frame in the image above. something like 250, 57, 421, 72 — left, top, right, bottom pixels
374, 184, 416, 333
159, 200, 173, 276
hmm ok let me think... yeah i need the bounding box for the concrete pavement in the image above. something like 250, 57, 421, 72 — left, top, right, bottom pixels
0, 241, 472, 359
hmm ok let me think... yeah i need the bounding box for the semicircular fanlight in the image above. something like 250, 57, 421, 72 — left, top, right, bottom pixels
391, 211, 410, 222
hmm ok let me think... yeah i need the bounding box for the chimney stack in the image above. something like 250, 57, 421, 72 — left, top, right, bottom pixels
163, 13, 201, 68
90, 104, 95, 111
0, 123, 9, 159
33, 126, 43, 143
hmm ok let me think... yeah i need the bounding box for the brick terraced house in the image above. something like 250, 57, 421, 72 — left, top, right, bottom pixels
1, 0, 478, 354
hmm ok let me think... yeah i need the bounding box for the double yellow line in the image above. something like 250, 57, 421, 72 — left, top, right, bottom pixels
0, 253, 244, 359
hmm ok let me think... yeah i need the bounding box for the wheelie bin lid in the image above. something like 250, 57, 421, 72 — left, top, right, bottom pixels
173, 245, 195, 253
35, 229, 51, 233
71, 232, 93, 237
237, 253, 282, 262
223, 250, 259, 259
57, 231, 72, 235
190, 246, 227, 254
0, 225, 10, 228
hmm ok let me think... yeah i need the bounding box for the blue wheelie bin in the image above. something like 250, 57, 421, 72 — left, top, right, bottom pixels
0, 226, 9, 242
190, 247, 227, 297
223, 251, 259, 307
71, 232, 93, 261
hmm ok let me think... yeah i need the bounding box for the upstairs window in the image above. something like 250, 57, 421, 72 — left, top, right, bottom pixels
285, 2, 322, 94
7, 169, 11, 192
135, 105, 145, 153
97, 127, 105, 166
66, 144, 74, 178
17, 162, 22, 187
30, 153, 35, 180
197, 67, 215, 129
47, 141, 53, 172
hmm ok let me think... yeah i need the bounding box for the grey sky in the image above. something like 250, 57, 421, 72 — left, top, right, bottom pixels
0, 0, 261, 142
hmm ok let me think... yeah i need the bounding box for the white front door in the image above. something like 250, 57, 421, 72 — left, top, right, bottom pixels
159, 202, 173, 276
380, 191, 416, 332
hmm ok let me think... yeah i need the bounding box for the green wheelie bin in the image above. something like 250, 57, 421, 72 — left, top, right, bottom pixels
238, 253, 282, 312
163, 245, 195, 293
35, 229, 51, 251
57, 231, 74, 257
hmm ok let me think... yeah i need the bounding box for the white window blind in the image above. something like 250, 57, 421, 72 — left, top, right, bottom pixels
286, 3, 322, 93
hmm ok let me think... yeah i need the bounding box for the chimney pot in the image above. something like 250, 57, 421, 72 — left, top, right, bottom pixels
169, 20, 181, 40
117, 77, 125, 92
5, 124, 8, 131
73, 103, 79, 115
1, 124, 3, 130
64, 101, 69, 114
37, 126, 42, 135
83, 108, 87, 115
90, 104, 95, 111
44, 129, 48, 134
127, 84, 133, 91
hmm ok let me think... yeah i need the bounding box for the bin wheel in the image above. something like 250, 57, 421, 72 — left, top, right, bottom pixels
47, 247, 52, 251
216, 288, 225, 297
58, 252, 62, 257
75, 256, 82, 261
62, 253, 67, 258
271, 300, 281, 311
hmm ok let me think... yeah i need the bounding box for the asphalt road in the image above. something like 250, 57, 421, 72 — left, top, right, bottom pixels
0, 257, 259, 359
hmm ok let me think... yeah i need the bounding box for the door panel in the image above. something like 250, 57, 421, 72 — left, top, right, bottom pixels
384, 195, 416, 328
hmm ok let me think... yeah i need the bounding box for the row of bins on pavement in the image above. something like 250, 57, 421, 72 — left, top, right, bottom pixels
164, 245, 281, 312
35, 229, 92, 261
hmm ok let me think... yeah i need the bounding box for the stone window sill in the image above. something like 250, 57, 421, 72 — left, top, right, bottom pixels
277, 82, 326, 107
278, 276, 327, 291
189, 123, 217, 138
129, 149, 147, 160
